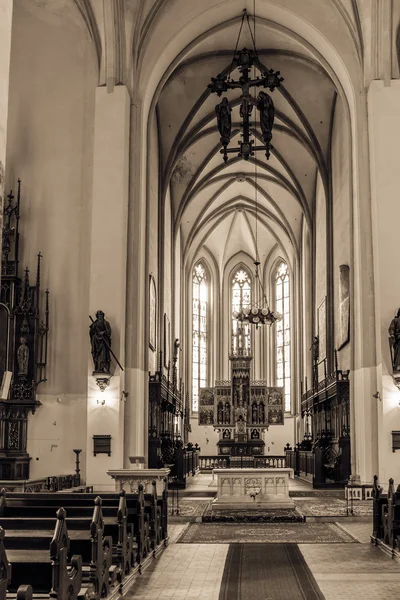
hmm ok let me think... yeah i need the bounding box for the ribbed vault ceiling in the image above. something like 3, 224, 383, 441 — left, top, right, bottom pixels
62, 0, 366, 275
156, 22, 337, 273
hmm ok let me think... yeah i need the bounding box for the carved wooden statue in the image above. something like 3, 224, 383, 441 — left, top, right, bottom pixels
215, 97, 232, 146
16, 336, 29, 376
389, 308, 400, 372
257, 91, 274, 144
89, 310, 112, 373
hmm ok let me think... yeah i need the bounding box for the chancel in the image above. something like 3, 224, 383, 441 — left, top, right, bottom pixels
198, 341, 284, 461
1, 0, 400, 598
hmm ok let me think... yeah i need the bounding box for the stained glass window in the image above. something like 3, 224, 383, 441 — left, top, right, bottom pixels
192, 263, 207, 412
232, 268, 251, 354
276, 261, 290, 411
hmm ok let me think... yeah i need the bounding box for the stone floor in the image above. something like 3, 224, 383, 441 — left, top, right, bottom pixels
124, 475, 400, 600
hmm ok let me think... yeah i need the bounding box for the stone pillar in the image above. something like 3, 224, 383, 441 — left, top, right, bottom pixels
0, 0, 13, 273
341, 86, 379, 485
368, 80, 400, 484
124, 96, 148, 467
86, 86, 130, 490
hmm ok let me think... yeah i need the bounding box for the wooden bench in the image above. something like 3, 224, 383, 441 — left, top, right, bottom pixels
0, 483, 168, 583
372, 474, 387, 540
5, 508, 84, 598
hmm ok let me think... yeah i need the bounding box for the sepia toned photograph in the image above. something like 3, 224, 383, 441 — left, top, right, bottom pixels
0, 1, 397, 597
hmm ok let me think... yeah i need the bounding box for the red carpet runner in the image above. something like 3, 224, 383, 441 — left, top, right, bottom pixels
219, 543, 325, 600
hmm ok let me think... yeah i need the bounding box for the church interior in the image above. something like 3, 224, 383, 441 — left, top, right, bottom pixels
1, 0, 400, 598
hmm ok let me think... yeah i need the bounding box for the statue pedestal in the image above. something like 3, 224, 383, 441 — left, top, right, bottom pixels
212, 468, 294, 510
107, 468, 170, 495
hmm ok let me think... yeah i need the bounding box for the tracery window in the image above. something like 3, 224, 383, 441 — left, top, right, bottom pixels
232, 268, 251, 354
192, 262, 208, 412
275, 261, 291, 412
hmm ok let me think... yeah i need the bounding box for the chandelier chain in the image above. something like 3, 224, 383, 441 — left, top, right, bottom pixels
228, 12, 245, 81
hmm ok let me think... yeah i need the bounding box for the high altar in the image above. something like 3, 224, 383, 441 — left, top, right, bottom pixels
198, 350, 284, 461
198, 347, 293, 508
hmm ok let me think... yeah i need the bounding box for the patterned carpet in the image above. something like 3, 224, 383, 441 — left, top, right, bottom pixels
177, 522, 356, 544
168, 499, 210, 516
203, 507, 304, 522
294, 498, 373, 517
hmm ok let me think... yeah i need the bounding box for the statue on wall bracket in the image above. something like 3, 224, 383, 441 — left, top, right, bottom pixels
90, 311, 112, 374
389, 308, 400, 389
89, 311, 124, 393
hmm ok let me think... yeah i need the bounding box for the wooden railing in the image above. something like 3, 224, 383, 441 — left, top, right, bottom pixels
199, 455, 286, 470
170, 446, 200, 487
0, 474, 77, 493
285, 449, 314, 481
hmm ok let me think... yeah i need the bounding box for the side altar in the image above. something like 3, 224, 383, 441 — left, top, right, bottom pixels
198, 350, 284, 459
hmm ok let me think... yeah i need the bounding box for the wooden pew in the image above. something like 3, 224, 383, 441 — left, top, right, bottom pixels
1, 498, 120, 592
0, 485, 169, 600
0, 486, 161, 568
70, 497, 117, 595
372, 474, 387, 541
382, 478, 400, 550
0, 527, 11, 599
5, 508, 84, 598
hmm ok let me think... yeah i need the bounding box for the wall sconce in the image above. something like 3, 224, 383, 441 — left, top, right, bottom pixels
121, 390, 129, 402
372, 391, 381, 401
97, 397, 106, 406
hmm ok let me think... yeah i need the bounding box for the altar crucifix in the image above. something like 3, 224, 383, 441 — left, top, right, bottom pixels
198, 333, 284, 457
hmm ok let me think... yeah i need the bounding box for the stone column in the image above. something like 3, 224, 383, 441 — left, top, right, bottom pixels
368, 80, 400, 485
86, 86, 130, 490
124, 95, 148, 467
0, 0, 13, 275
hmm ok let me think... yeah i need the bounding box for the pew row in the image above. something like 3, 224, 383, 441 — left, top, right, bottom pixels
0, 482, 168, 600
371, 474, 400, 557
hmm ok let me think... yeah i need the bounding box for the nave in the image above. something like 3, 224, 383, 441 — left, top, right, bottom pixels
128, 474, 393, 600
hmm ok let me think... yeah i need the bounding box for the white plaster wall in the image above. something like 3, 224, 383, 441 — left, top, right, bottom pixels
331, 97, 351, 369
190, 416, 219, 454
28, 393, 87, 481
5, 1, 97, 396
264, 417, 294, 455
5, 1, 97, 476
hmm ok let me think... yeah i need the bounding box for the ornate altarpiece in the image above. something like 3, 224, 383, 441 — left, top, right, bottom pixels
198, 351, 284, 457
0, 181, 49, 479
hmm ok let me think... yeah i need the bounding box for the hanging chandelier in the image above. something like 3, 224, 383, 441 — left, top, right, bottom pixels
208, 9, 284, 163
233, 260, 282, 329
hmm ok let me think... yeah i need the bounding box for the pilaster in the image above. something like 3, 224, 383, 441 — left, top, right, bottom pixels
0, 0, 13, 277
367, 79, 400, 484
86, 85, 130, 489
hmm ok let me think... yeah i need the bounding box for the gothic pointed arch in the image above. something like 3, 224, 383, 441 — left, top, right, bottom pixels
230, 263, 253, 356
274, 258, 291, 412
191, 259, 210, 412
